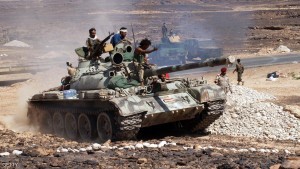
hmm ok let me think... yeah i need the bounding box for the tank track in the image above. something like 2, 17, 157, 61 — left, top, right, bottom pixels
191, 100, 225, 132
114, 113, 144, 140
28, 102, 144, 141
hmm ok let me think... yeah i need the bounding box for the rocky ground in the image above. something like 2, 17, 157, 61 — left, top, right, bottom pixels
0, 0, 300, 168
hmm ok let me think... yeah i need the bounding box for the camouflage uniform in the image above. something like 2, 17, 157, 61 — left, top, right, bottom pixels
133, 52, 145, 83
86, 37, 101, 59
215, 74, 232, 94
235, 63, 244, 84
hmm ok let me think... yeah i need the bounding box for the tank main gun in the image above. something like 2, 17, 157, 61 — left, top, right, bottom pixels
144, 56, 235, 77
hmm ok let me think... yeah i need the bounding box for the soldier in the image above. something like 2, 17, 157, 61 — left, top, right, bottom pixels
215, 67, 232, 94
133, 38, 158, 86
233, 58, 245, 85
86, 28, 101, 59
162, 23, 168, 38
110, 27, 128, 47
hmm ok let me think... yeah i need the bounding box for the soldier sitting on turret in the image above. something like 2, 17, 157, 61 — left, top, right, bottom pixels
133, 38, 158, 86
86, 28, 101, 60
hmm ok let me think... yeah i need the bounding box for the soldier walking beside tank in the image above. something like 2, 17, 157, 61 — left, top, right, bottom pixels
162, 23, 168, 38
215, 67, 232, 94
86, 28, 101, 59
233, 59, 245, 85
110, 27, 128, 47
134, 38, 158, 86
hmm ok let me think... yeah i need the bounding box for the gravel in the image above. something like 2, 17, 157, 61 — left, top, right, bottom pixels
208, 85, 300, 141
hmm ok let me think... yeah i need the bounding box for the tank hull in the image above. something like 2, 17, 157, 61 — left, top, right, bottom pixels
28, 84, 226, 142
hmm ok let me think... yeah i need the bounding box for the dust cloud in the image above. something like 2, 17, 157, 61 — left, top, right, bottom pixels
0, 67, 66, 132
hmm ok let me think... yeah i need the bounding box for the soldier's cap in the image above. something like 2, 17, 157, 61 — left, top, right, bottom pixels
221, 67, 227, 72
120, 27, 127, 33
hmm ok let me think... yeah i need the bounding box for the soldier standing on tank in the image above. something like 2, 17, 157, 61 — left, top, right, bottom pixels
233, 58, 245, 85
110, 27, 128, 47
215, 67, 232, 94
134, 38, 158, 86
162, 23, 168, 38
86, 28, 101, 59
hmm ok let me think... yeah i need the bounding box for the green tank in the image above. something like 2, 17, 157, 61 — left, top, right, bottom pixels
27, 40, 235, 142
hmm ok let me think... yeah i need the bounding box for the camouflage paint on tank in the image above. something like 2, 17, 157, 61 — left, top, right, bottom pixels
110, 91, 203, 127
188, 84, 226, 103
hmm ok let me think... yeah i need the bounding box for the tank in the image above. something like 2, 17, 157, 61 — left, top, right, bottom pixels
27, 40, 235, 142
149, 35, 188, 66
149, 34, 223, 66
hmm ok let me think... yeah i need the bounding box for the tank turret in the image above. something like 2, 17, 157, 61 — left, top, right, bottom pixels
70, 40, 234, 91
28, 40, 235, 143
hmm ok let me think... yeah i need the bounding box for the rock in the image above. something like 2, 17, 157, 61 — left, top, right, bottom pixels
0, 152, 10, 156
238, 149, 248, 153
137, 158, 147, 164
142, 142, 150, 147
92, 143, 101, 151
135, 143, 144, 149
79, 148, 86, 152
275, 45, 291, 53
272, 149, 279, 153
61, 148, 68, 153
23, 147, 53, 157
146, 144, 158, 148
231, 113, 239, 118
86, 146, 93, 151
12, 150, 22, 155
158, 141, 167, 148
73, 149, 80, 153
124, 145, 135, 150
270, 164, 281, 169
193, 144, 202, 150
103, 140, 111, 147
280, 157, 300, 169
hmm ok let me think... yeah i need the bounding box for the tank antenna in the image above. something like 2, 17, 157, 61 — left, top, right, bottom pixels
131, 23, 137, 48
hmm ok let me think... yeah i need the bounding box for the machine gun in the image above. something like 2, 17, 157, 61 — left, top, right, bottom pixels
90, 32, 115, 60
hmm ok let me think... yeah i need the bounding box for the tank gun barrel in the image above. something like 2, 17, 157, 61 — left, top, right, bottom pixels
144, 56, 235, 77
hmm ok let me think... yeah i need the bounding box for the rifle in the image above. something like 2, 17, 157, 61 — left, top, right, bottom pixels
91, 32, 115, 60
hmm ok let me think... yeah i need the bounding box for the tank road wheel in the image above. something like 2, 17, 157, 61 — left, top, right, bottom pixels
78, 113, 93, 140
39, 111, 53, 133
97, 113, 113, 142
53, 112, 65, 136
65, 112, 78, 140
